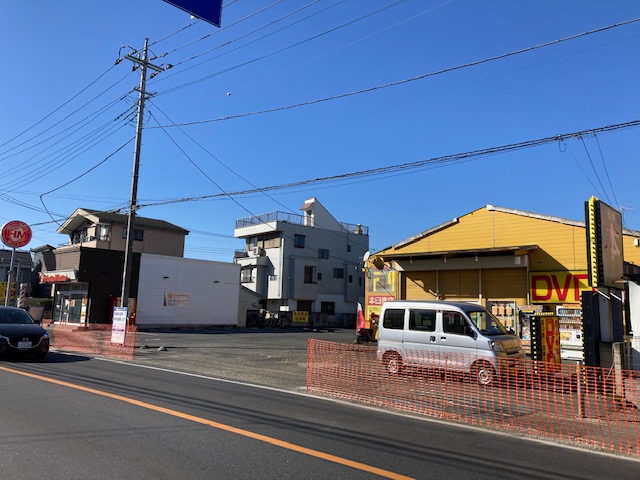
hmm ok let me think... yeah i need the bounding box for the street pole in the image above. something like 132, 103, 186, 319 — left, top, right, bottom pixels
120, 39, 164, 309
4, 248, 15, 306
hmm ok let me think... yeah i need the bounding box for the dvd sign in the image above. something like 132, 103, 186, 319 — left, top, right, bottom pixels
1, 220, 32, 248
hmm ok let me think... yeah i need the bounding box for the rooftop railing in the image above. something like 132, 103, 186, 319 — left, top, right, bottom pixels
235, 211, 368, 235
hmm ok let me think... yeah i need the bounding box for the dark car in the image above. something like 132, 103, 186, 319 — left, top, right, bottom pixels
0, 306, 49, 359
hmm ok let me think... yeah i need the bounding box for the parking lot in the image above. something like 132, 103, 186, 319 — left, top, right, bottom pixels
131, 327, 357, 392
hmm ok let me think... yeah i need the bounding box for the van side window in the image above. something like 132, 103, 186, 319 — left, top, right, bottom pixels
383, 309, 405, 330
443, 312, 467, 335
409, 309, 436, 332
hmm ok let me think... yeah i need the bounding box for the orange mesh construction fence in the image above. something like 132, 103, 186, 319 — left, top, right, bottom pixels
307, 339, 640, 458
46, 324, 137, 360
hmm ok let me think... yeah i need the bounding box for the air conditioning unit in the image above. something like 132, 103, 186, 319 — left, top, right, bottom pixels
252, 247, 264, 256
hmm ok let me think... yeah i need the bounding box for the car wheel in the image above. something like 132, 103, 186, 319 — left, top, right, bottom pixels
383, 352, 402, 375
472, 361, 496, 386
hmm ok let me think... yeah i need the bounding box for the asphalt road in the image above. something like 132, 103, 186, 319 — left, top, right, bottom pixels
131, 326, 356, 391
2, 351, 639, 480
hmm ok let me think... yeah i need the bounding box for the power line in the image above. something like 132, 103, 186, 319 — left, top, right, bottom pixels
0, 64, 119, 150
38, 138, 135, 226
147, 100, 368, 258
5, 116, 136, 192
579, 134, 611, 205
154, 0, 287, 60
593, 132, 621, 212
0, 106, 137, 186
150, 16, 640, 128
152, 0, 407, 96
137, 119, 640, 208
0, 90, 134, 162
156, 0, 327, 71
0, 71, 135, 158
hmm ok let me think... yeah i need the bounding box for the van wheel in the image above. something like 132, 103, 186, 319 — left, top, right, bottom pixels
472, 361, 496, 386
384, 352, 402, 375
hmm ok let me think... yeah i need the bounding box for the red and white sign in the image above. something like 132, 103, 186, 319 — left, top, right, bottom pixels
1, 220, 32, 248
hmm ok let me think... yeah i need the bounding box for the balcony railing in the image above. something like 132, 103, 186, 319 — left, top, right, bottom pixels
58, 236, 107, 247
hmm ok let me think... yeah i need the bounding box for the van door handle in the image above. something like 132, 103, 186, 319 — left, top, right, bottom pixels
441, 336, 446, 341
430, 336, 436, 342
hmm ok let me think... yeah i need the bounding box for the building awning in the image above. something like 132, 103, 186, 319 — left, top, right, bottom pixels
378, 245, 538, 262
39, 269, 78, 284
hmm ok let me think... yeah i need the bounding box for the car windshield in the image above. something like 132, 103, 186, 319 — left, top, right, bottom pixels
467, 310, 508, 336
0, 309, 36, 325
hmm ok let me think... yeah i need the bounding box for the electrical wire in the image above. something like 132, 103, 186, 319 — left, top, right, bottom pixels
593, 132, 621, 211
558, 141, 606, 200
137, 119, 640, 208
153, 0, 407, 96
0, 106, 137, 185
147, 98, 368, 255
0, 71, 135, 158
150, 16, 640, 128
0, 64, 119, 150
154, 0, 286, 59
157, 0, 325, 70
9, 121, 134, 193
0, 88, 135, 162
579, 134, 611, 205
149, 18, 201, 48
39, 138, 135, 226
147, 106, 367, 263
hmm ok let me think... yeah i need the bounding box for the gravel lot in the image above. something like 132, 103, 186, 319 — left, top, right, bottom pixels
131, 327, 357, 392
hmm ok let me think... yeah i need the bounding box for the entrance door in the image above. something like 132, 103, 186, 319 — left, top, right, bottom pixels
53, 285, 88, 324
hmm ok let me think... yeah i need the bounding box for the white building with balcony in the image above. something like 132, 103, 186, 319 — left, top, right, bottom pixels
233, 198, 369, 326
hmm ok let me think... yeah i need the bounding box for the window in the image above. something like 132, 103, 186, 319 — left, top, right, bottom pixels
320, 302, 335, 315
122, 227, 144, 241
241, 268, 254, 283
409, 309, 436, 332
383, 309, 404, 330
294, 234, 305, 248
297, 300, 313, 312
304, 266, 316, 284
72, 229, 87, 244
317, 272, 322, 281
318, 248, 329, 259
443, 312, 468, 335
97, 225, 109, 241
333, 268, 344, 279
348, 275, 353, 283
347, 244, 351, 253
249, 233, 281, 250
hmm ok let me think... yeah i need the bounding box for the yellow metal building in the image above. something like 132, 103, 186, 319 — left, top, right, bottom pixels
365, 205, 640, 352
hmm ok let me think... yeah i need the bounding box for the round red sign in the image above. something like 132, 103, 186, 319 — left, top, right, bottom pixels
1, 220, 32, 248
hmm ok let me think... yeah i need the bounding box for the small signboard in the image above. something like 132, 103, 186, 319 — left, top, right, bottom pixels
292, 311, 308, 323
162, 0, 223, 27
111, 307, 128, 345
1, 220, 32, 248
164, 292, 190, 307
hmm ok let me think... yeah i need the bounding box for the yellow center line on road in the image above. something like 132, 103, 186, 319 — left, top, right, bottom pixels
0, 365, 413, 480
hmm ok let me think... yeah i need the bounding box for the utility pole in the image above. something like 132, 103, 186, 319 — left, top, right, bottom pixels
120, 39, 164, 309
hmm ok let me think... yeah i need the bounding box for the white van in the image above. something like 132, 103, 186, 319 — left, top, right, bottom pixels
377, 300, 524, 385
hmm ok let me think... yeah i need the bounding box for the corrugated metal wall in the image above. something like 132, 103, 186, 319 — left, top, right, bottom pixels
404, 268, 527, 304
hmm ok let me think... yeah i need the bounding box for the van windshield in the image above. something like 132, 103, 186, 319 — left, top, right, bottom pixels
467, 310, 508, 336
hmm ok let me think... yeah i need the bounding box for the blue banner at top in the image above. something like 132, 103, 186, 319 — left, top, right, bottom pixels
163, 0, 222, 27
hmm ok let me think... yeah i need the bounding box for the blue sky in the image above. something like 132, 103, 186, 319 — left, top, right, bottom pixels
1, 0, 639, 261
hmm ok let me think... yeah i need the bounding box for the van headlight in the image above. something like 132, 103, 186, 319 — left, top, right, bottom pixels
490, 341, 504, 352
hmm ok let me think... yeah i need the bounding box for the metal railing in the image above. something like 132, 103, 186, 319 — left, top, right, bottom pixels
235, 211, 368, 235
